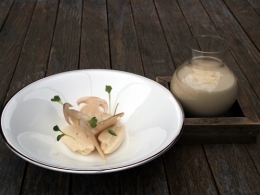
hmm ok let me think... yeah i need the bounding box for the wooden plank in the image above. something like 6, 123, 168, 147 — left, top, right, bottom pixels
154, 0, 192, 66
163, 145, 218, 194
130, 0, 175, 80
204, 144, 260, 194
223, 0, 260, 51
107, 0, 144, 74
0, 0, 36, 107
119, 167, 143, 195
5, 0, 59, 100
71, 173, 119, 195
153, 0, 219, 194
141, 157, 170, 195
46, 0, 82, 75
0, 0, 14, 29
0, 143, 26, 195
21, 165, 70, 195
246, 135, 260, 174
247, 0, 260, 15
80, 0, 110, 69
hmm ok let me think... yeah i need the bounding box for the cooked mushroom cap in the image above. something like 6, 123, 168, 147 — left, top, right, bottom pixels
77, 97, 108, 121
95, 113, 124, 136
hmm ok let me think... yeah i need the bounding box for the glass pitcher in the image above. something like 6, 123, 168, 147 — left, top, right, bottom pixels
170, 35, 238, 117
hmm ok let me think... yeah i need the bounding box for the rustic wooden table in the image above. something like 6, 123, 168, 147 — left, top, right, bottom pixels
1, 0, 260, 194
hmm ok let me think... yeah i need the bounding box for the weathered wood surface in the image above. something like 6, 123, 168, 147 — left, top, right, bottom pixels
0, 0, 260, 194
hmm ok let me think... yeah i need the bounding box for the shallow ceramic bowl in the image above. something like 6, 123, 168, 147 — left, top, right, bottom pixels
1, 69, 184, 173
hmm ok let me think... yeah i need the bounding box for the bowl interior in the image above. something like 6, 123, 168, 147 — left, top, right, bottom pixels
1, 69, 183, 173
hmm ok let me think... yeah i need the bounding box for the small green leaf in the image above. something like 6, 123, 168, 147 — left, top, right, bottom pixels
51, 95, 63, 105
53, 125, 60, 131
108, 129, 117, 136
88, 117, 97, 128
57, 134, 65, 141
105, 85, 112, 93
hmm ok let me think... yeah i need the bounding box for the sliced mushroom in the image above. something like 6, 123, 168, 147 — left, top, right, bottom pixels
94, 113, 124, 136
79, 118, 106, 160
63, 103, 91, 126
63, 103, 74, 125
77, 97, 108, 121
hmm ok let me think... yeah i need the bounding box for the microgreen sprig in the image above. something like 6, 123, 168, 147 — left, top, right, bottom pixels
105, 85, 112, 114
53, 125, 74, 141
51, 95, 64, 105
108, 129, 117, 136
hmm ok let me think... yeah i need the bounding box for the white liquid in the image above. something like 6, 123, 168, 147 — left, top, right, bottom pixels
170, 58, 238, 116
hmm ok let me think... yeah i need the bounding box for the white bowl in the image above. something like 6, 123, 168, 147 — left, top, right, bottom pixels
1, 69, 184, 173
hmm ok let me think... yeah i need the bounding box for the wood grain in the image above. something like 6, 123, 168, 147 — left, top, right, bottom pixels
21, 165, 70, 195
80, 0, 110, 69
0, 144, 26, 195
130, 0, 175, 80
247, 0, 260, 15
141, 157, 170, 195
71, 173, 119, 195
204, 144, 260, 194
246, 135, 260, 174
0, 0, 36, 107
223, 0, 260, 51
46, 0, 82, 75
5, 0, 59, 100
107, 0, 144, 74
154, 0, 192, 67
119, 167, 143, 195
163, 145, 219, 194
0, 0, 14, 29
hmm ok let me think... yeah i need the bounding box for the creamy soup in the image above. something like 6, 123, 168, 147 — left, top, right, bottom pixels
170, 57, 238, 117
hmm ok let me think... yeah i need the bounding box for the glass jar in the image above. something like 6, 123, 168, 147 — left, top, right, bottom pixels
170, 35, 238, 117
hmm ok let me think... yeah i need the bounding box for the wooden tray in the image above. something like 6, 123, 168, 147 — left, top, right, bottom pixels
156, 76, 260, 144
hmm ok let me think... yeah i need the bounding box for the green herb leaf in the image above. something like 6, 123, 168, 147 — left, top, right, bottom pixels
53, 125, 60, 132
51, 95, 63, 105
108, 129, 117, 136
57, 134, 65, 141
105, 85, 112, 93
88, 117, 97, 128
